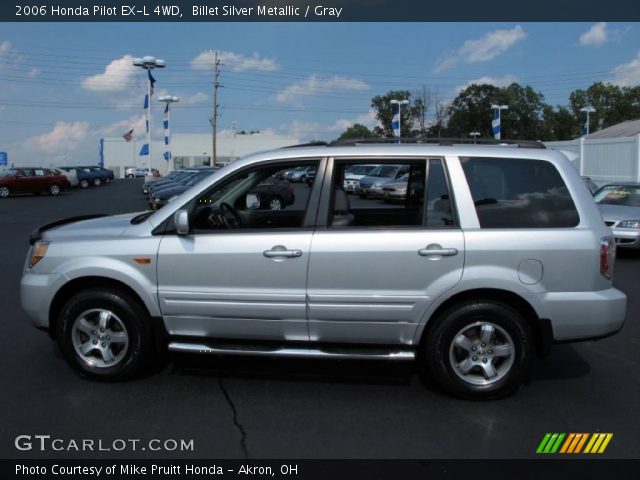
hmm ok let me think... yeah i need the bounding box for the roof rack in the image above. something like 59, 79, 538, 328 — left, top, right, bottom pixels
328, 137, 547, 149
281, 141, 328, 149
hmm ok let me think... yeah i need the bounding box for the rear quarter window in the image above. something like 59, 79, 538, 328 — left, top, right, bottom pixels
460, 157, 579, 228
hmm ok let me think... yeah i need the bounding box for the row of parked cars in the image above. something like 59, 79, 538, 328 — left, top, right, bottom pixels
0, 165, 114, 198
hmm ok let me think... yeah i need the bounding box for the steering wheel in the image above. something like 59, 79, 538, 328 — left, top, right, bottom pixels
219, 202, 243, 228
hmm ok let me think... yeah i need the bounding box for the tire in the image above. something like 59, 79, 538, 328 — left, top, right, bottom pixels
80, 179, 89, 189
126, 174, 134, 179
423, 300, 532, 399
0, 186, 10, 198
56, 288, 155, 381
49, 183, 61, 196
268, 195, 283, 211
93, 178, 102, 187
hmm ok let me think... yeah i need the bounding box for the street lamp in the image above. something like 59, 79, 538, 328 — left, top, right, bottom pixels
491, 104, 508, 140
580, 106, 596, 136
470, 131, 481, 144
390, 99, 410, 143
132, 55, 166, 175
158, 95, 179, 173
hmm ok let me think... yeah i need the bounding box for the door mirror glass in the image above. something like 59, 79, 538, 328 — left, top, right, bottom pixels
246, 193, 260, 209
174, 209, 190, 235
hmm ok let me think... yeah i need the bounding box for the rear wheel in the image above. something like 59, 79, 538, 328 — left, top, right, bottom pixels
80, 179, 89, 188
126, 174, 134, 179
56, 288, 155, 381
268, 195, 284, 211
93, 178, 102, 187
0, 186, 10, 198
424, 300, 532, 399
49, 183, 61, 196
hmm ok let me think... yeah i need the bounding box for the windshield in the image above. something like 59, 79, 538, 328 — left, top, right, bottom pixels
369, 165, 399, 178
594, 185, 640, 206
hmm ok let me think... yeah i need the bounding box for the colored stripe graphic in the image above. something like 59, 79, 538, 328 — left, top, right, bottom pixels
539, 433, 613, 454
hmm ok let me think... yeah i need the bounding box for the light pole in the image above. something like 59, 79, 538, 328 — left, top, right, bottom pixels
390, 99, 410, 143
132, 55, 166, 175
491, 104, 508, 140
580, 106, 596, 136
158, 95, 179, 173
470, 131, 481, 144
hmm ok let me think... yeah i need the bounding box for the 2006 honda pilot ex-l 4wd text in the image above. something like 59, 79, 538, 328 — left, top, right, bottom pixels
21, 143, 627, 399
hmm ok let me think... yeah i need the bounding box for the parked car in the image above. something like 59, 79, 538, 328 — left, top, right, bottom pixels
582, 176, 599, 194
85, 166, 115, 184
146, 170, 201, 197
356, 164, 411, 198
288, 165, 316, 183
142, 170, 184, 195
381, 173, 409, 202
59, 166, 92, 189
149, 169, 218, 210
594, 183, 640, 249
0, 167, 70, 197
343, 164, 379, 193
125, 167, 148, 178
249, 176, 295, 210
50, 167, 79, 188
21, 142, 626, 399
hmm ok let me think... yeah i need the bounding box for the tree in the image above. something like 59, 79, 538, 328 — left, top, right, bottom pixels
569, 82, 640, 133
445, 83, 503, 138
370, 90, 421, 138
413, 85, 432, 137
337, 123, 374, 141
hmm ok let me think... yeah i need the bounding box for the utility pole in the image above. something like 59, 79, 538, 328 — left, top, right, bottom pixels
205, 50, 222, 167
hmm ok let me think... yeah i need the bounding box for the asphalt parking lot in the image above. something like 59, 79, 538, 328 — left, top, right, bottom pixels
0, 179, 638, 459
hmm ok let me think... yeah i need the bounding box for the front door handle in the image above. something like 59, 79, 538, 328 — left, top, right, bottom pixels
418, 244, 458, 257
263, 245, 303, 259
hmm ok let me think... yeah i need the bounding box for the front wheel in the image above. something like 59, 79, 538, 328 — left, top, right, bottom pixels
93, 178, 102, 187
268, 195, 283, 211
423, 300, 532, 399
0, 186, 10, 198
56, 288, 155, 381
49, 183, 61, 196
80, 179, 89, 188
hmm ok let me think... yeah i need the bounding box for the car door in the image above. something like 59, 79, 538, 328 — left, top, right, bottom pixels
156, 158, 324, 342
14, 168, 35, 193
307, 157, 465, 346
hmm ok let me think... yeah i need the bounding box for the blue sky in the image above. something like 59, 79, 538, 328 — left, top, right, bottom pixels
0, 22, 638, 165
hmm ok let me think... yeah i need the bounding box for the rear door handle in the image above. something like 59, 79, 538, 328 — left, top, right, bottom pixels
263, 245, 303, 258
418, 245, 458, 257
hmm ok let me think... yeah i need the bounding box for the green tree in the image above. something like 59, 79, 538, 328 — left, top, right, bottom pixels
337, 123, 374, 141
445, 83, 503, 138
569, 82, 640, 133
370, 90, 421, 138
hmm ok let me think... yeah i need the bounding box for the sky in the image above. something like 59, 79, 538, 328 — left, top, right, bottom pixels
0, 22, 639, 165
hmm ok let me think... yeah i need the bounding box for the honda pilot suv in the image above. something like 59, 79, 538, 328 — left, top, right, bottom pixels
20, 141, 626, 399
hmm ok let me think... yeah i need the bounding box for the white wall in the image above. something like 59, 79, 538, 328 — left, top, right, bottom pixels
103, 131, 300, 178
545, 134, 640, 186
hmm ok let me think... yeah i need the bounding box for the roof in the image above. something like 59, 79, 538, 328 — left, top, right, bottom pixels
586, 118, 640, 139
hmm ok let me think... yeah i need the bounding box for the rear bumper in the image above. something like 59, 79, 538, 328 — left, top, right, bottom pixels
533, 288, 627, 342
610, 227, 640, 249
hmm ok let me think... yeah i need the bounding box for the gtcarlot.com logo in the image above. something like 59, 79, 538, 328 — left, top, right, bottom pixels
536, 433, 613, 454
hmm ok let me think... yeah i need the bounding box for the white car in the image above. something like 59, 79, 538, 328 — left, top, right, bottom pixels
343, 164, 378, 192
50, 167, 79, 188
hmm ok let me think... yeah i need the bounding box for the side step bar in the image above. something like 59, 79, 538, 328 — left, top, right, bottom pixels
168, 342, 415, 361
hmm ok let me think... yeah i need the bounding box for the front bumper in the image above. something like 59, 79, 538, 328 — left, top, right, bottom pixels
21, 272, 67, 330
610, 227, 640, 249
533, 288, 627, 341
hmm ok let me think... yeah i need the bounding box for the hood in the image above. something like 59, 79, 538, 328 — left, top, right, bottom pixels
597, 204, 640, 221
39, 212, 142, 242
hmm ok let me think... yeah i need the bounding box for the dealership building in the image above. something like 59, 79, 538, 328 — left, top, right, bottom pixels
102, 130, 300, 178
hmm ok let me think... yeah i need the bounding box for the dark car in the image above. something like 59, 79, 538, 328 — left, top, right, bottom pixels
149, 170, 217, 209
85, 166, 115, 184
248, 176, 295, 210
0, 167, 70, 197
142, 169, 185, 195
146, 170, 201, 197
59, 165, 103, 188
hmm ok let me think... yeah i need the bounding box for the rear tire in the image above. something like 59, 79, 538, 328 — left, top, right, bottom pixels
0, 186, 10, 198
80, 179, 89, 189
423, 300, 532, 399
49, 183, 61, 196
56, 288, 155, 381
93, 178, 102, 187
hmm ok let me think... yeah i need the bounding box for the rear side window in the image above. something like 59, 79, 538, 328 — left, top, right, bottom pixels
460, 157, 579, 228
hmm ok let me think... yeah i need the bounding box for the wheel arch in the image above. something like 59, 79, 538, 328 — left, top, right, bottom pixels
417, 288, 552, 357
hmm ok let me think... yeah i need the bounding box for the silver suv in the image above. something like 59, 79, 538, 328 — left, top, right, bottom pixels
20, 142, 627, 399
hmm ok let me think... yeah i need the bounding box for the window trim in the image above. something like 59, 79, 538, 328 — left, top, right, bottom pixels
424, 157, 460, 229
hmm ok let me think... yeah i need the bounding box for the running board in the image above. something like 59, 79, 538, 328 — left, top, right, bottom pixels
168, 342, 415, 361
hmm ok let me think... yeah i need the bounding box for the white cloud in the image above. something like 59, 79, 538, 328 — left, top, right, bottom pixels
0, 41, 12, 55
330, 109, 379, 131
101, 114, 147, 138
190, 51, 279, 72
24, 122, 90, 152
275, 109, 380, 141
275, 74, 370, 103
610, 51, 640, 87
81, 55, 139, 92
27, 67, 40, 78
455, 74, 518, 92
579, 22, 609, 47
436, 25, 527, 72
181, 91, 208, 105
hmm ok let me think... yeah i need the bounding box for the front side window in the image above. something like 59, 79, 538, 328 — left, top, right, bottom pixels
460, 157, 579, 228
190, 160, 319, 231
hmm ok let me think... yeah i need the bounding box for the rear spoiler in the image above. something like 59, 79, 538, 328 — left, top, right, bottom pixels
29, 214, 107, 245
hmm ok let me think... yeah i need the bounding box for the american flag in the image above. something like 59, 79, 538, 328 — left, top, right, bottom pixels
122, 129, 134, 142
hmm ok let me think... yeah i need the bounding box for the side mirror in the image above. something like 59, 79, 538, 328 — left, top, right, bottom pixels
174, 209, 190, 235
246, 193, 260, 209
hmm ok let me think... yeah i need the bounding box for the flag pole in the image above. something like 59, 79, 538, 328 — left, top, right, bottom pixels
147, 74, 152, 176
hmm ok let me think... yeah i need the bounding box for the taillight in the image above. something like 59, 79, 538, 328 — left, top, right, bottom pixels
600, 236, 615, 279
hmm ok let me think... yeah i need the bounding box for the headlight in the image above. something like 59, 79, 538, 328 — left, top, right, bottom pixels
397, 187, 407, 194
617, 220, 640, 229
373, 182, 382, 188
30, 241, 49, 268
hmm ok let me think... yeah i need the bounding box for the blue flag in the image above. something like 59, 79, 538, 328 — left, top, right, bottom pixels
139, 144, 149, 156
147, 70, 156, 96
492, 110, 501, 140
99, 138, 104, 167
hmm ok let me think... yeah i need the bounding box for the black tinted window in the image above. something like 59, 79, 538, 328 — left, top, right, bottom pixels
426, 159, 455, 227
460, 157, 579, 228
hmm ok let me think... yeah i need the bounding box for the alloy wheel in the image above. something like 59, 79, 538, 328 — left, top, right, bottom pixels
71, 309, 129, 368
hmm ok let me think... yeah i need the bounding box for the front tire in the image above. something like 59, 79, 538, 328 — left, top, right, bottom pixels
80, 179, 89, 189
49, 183, 61, 196
423, 300, 532, 399
0, 186, 10, 198
56, 288, 154, 381
93, 178, 102, 187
